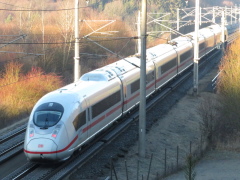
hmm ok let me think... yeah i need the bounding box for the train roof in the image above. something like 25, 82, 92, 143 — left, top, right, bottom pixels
147, 44, 175, 59
169, 35, 193, 48
35, 78, 114, 108
207, 24, 221, 31
80, 68, 118, 81
106, 57, 140, 76
186, 32, 205, 41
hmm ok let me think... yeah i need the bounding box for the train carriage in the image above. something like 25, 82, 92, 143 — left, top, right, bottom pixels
199, 28, 216, 55
208, 25, 222, 46
126, 57, 156, 98
79, 68, 123, 142
172, 36, 194, 73
106, 57, 141, 113
147, 44, 178, 89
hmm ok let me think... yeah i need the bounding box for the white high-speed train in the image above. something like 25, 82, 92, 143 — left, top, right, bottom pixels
24, 23, 239, 162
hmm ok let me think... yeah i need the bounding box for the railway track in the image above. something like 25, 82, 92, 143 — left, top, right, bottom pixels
0, 123, 27, 165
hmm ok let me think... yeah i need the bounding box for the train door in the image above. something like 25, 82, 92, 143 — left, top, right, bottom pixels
76, 97, 89, 145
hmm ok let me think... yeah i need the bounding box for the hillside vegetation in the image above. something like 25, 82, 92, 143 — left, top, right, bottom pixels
0, 0, 137, 76
0, 0, 238, 128
0, 62, 62, 128
199, 36, 240, 147
188, 0, 238, 7
0, 0, 186, 127
217, 37, 240, 141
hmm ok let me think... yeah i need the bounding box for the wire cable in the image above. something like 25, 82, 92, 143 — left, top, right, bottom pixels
0, 36, 137, 45
0, 0, 102, 12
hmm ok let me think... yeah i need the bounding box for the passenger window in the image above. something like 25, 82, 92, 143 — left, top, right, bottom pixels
92, 91, 121, 118
199, 42, 206, 50
131, 79, 140, 94
146, 71, 154, 83
73, 111, 86, 131
160, 58, 177, 75
180, 50, 192, 63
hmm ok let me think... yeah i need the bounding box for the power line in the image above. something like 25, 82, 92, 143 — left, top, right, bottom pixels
0, 43, 64, 65
0, 36, 136, 64
0, 0, 99, 12
0, 36, 137, 45
0, 1, 29, 9
0, 7, 86, 12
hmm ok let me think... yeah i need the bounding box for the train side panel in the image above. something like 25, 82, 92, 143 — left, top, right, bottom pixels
126, 58, 156, 97
106, 58, 141, 113
80, 71, 123, 141
199, 28, 216, 55
153, 51, 178, 89
173, 37, 194, 74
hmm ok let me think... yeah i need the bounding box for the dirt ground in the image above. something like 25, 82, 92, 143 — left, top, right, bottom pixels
165, 150, 240, 180
103, 64, 240, 180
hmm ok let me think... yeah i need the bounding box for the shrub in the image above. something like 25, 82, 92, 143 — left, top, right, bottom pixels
198, 94, 220, 145
0, 62, 63, 128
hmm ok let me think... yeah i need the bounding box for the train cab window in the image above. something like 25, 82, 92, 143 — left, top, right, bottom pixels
73, 111, 86, 131
33, 102, 64, 128
92, 90, 121, 118
160, 58, 177, 75
180, 50, 193, 63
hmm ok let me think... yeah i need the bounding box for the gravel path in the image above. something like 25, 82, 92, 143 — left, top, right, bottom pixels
165, 150, 240, 180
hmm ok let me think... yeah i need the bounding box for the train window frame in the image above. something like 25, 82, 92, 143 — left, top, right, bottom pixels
73, 110, 86, 131
180, 50, 193, 63
146, 71, 154, 83
131, 79, 140, 94
92, 90, 121, 118
33, 102, 64, 128
34, 111, 62, 128
199, 42, 206, 50
206, 38, 214, 48
160, 58, 177, 75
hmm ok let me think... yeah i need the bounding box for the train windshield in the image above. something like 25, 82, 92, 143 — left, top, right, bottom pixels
33, 102, 64, 128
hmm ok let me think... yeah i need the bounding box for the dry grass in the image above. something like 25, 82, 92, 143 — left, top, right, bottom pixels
218, 38, 240, 96
0, 62, 63, 128
214, 37, 240, 142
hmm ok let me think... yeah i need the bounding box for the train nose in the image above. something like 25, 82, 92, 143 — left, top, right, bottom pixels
25, 138, 57, 161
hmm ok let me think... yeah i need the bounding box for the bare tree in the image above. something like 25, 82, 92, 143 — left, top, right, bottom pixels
198, 95, 220, 145
55, 0, 74, 71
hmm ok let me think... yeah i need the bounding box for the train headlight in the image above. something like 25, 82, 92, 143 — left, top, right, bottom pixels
29, 124, 34, 138
52, 124, 62, 138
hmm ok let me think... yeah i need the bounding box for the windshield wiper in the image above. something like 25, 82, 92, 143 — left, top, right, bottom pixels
41, 118, 49, 129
